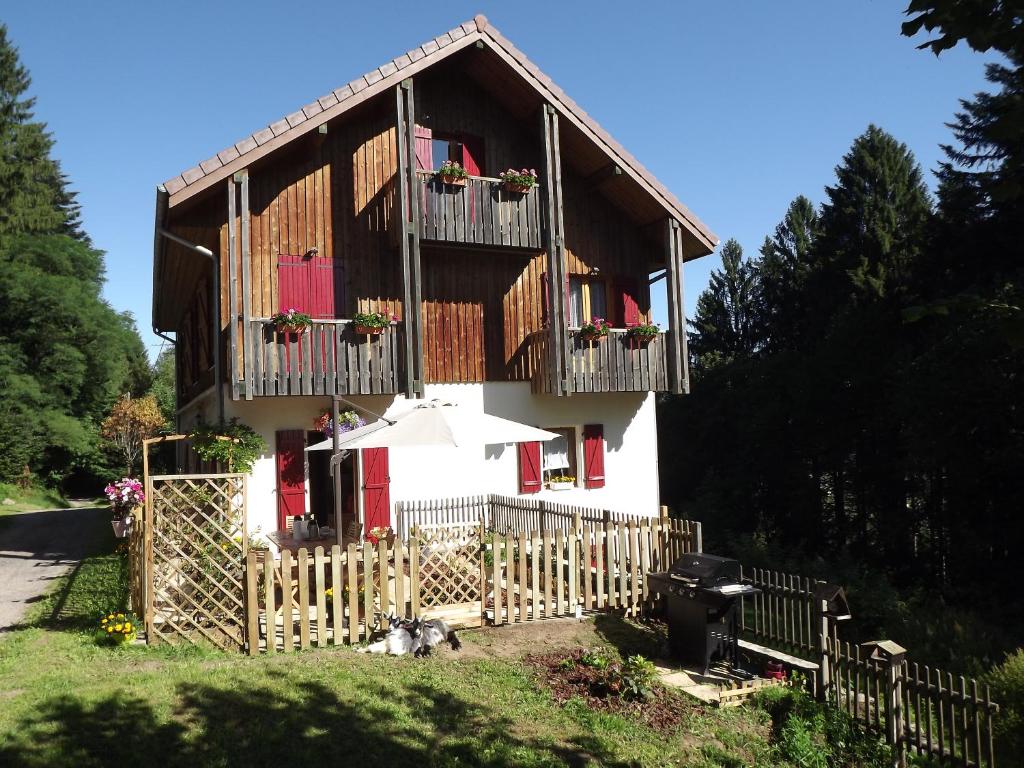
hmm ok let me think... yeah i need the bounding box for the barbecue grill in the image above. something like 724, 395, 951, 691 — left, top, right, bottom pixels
647, 553, 759, 674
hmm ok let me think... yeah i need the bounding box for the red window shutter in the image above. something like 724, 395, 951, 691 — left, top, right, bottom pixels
518, 441, 541, 494
361, 448, 391, 532
278, 254, 311, 314
414, 125, 433, 171
614, 276, 640, 326
310, 258, 343, 319
276, 429, 306, 530
461, 135, 484, 176
583, 424, 605, 489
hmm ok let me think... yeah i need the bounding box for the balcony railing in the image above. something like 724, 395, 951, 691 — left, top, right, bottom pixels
416, 171, 544, 250
242, 320, 402, 397
528, 328, 670, 394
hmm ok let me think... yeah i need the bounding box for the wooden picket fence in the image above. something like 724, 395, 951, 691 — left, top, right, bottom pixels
824, 635, 1000, 768
739, 567, 824, 660
244, 514, 701, 653
394, 493, 690, 542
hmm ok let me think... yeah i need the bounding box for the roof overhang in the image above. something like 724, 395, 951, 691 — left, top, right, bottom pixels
159, 15, 717, 258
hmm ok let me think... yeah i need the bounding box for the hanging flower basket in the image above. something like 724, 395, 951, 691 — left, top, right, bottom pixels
626, 323, 659, 345
111, 516, 133, 538
352, 310, 396, 337
269, 308, 312, 334
579, 317, 610, 343
499, 168, 538, 194
437, 160, 469, 187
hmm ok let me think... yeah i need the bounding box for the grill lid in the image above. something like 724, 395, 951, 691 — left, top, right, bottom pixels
666, 553, 741, 586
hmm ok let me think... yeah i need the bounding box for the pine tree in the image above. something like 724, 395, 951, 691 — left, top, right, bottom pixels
756, 195, 819, 351
689, 239, 760, 372
0, 24, 82, 240
816, 125, 931, 305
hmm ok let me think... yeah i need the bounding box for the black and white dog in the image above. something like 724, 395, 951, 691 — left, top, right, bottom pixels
408, 617, 461, 657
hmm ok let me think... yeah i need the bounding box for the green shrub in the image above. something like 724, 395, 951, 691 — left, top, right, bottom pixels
614, 655, 657, 701
755, 685, 893, 768
984, 647, 1024, 762
580, 648, 611, 670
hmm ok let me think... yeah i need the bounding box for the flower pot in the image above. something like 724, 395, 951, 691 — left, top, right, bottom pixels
629, 333, 656, 345
548, 481, 574, 491
440, 175, 467, 186
503, 181, 533, 194
580, 331, 606, 343
275, 324, 308, 335
111, 517, 132, 538
354, 325, 385, 335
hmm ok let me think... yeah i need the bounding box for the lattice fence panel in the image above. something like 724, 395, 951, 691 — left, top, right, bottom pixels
415, 523, 482, 609
148, 474, 247, 650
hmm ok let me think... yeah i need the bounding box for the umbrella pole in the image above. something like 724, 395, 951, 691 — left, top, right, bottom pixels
332, 396, 343, 542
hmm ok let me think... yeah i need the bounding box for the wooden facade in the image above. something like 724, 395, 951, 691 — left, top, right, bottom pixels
155, 28, 704, 402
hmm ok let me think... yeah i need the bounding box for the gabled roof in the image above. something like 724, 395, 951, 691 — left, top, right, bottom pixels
161, 15, 717, 254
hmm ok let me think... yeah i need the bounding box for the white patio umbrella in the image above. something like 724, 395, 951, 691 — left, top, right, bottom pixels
305, 399, 558, 452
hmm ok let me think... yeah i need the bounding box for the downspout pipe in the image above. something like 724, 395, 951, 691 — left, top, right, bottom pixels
155, 225, 224, 424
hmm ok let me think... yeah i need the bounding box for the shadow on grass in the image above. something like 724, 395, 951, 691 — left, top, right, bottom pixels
592, 613, 669, 661
0, 672, 632, 768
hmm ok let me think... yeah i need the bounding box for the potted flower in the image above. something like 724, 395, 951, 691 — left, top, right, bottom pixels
499, 168, 538, 194
547, 475, 575, 491
437, 159, 469, 186
314, 409, 366, 438
626, 322, 660, 344
269, 308, 312, 334
366, 525, 395, 546
352, 310, 396, 335
579, 317, 610, 342
104, 477, 144, 538
97, 611, 139, 645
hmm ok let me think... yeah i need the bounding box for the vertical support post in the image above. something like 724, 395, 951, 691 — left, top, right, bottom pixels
332, 395, 343, 536
541, 104, 571, 396
238, 169, 253, 401
694, 520, 703, 553
227, 177, 240, 402
394, 79, 424, 398
394, 81, 422, 397
663, 220, 688, 394
885, 656, 907, 768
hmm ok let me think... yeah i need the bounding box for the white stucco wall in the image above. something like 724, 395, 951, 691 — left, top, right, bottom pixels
216, 382, 661, 538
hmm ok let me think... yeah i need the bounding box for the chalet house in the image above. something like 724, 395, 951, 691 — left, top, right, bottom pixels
151, 15, 717, 543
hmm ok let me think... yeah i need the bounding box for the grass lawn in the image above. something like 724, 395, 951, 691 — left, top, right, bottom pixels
0, 513, 872, 768
0, 482, 70, 516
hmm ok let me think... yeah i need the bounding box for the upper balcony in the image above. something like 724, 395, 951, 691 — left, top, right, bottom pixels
239, 320, 403, 397
528, 328, 671, 395
416, 171, 544, 250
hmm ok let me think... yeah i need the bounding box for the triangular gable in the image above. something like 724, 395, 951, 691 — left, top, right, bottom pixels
161, 15, 717, 254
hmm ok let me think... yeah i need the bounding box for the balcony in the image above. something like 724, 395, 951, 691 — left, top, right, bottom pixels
416, 171, 544, 250
242, 320, 403, 397
528, 328, 670, 394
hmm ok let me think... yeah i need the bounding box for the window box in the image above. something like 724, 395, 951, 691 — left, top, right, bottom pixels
547, 476, 576, 491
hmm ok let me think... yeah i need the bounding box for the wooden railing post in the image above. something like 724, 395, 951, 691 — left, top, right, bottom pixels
816, 598, 831, 702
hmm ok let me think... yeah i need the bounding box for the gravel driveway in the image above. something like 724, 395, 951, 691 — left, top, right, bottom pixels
0, 505, 107, 632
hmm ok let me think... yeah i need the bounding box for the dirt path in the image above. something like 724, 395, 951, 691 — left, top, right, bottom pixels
0, 505, 107, 632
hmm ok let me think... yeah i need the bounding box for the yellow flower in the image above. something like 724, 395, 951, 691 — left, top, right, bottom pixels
114, 624, 123, 631
124, 623, 132, 631
101, 618, 108, 624
106, 627, 114, 633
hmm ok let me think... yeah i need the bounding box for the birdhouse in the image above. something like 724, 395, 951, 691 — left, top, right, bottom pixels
812, 583, 852, 621
860, 640, 907, 665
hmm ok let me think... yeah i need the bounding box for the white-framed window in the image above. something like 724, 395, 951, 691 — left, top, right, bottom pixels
542, 426, 578, 484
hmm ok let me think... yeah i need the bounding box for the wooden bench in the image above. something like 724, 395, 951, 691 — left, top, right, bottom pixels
737, 638, 821, 691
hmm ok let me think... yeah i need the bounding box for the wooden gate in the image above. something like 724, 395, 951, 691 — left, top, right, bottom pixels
412, 522, 484, 626
145, 474, 248, 650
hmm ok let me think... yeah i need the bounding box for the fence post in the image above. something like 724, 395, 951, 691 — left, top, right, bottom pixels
815, 598, 830, 702
862, 641, 908, 768
694, 521, 703, 553
538, 500, 547, 538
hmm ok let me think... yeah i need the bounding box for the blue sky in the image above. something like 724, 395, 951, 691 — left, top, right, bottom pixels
4, 1, 996, 359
